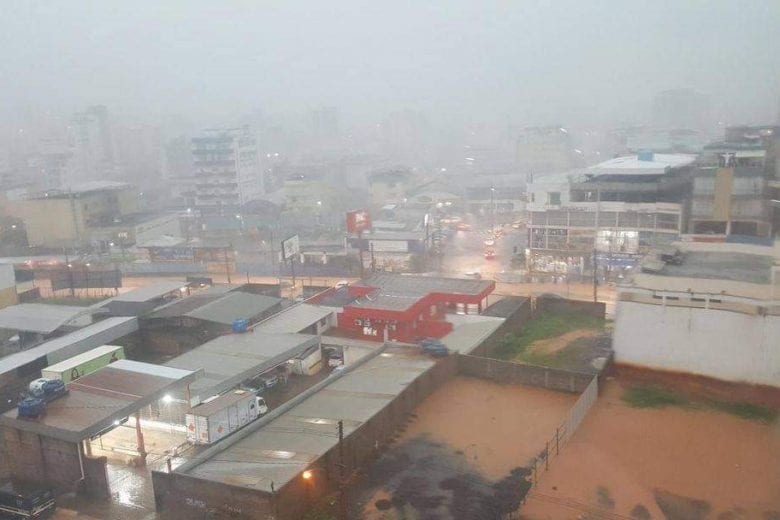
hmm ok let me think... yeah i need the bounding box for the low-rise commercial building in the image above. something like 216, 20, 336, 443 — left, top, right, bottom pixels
527, 152, 697, 274
334, 273, 495, 342
688, 125, 779, 238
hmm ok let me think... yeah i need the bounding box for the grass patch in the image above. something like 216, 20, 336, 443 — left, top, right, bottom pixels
623, 385, 778, 423
708, 400, 778, 423
516, 342, 583, 369
493, 312, 604, 360
622, 386, 690, 408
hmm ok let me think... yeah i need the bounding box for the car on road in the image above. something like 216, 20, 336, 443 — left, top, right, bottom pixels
483, 238, 495, 247
464, 270, 482, 279
456, 223, 473, 231
484, 249, 496, 260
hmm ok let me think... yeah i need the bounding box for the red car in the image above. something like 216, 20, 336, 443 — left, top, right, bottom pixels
484, 249, 496, 260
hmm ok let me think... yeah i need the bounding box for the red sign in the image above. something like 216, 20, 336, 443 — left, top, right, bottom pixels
346, 209, 372, 234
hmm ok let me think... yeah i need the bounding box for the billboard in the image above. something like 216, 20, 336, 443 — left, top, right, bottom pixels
281, 235, 300, 261
50, 269, 122, 290
346, 209, 372, 234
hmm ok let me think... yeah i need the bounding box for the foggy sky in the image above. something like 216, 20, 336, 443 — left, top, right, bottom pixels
2, 0, 779, 127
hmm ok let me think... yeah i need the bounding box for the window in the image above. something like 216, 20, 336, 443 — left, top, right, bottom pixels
548, 192, 561, 205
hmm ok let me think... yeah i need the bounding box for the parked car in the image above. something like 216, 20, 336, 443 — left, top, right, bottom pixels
418, 338, 449, 356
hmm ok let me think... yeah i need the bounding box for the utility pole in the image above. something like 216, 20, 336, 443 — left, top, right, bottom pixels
337, 420, 347, 520
357, 230, 365, 278
370, 242, 376, 273
592, 248, 598, 303
64, 248, 75, 298
223, 245, 232, 284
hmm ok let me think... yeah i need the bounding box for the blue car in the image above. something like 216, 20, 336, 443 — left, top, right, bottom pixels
418, 338, 449, 357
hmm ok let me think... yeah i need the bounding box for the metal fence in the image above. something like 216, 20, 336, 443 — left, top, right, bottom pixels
505, 375, 599, 519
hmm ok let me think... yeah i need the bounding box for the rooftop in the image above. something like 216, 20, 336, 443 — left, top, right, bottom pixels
586, 153, 697, 176
253, 304, 335, 334
355, 273, 493, 298
0, 303, 90, 334
0, 317, 138, 378
349, 273, 495, 313
182, 351, 434, 492
180, 292, 282, 325
628, 241, 780, 300
32, 181, 132, 199
0, 360, 199, 443
164, 331, 319, 400
112, 281, 187, 303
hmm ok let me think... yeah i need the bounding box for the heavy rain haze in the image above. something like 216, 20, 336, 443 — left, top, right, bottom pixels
2, 0, 779, 129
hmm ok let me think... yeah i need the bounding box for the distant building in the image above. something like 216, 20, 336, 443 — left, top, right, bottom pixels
309, 106, 339, 140
651, 89, 712, 131
367, 168, 414, 207
70, 105, 117, 182
191, 127, 262, 212
516, 126, 582, 177
689, 125, 779, 238
0, 265, 17, 310
526, 152, 697, 274
463, 175, 526, 215
613, 241, 780, 387
283, 171, 337, 214
17, 181, 177, 250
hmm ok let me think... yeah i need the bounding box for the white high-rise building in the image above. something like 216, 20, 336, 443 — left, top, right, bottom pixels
191, 127, 262, 211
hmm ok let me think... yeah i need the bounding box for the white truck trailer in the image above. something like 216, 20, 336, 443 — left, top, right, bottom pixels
185, 390, 268, 445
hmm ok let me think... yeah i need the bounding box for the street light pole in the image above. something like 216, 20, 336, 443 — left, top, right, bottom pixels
592, 248, 598, 303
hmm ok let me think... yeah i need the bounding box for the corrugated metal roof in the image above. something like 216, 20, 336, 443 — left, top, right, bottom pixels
184, 352, 433, 492
0, 317, 138, 377
0, 360, 199, 442
164, 331, 319, 400
185, 292, 281, 325
0, 303, 90, 334
253, 304, 335, 334
113, 281, 187, 302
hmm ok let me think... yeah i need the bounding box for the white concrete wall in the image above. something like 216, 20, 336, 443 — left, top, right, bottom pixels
613, 300, 780, 387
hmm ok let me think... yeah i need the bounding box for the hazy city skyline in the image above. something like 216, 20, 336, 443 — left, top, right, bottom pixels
2, 0, 779, 131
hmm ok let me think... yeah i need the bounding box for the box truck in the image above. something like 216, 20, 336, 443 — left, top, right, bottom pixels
41, 345, 125, 383
185, 390, 268, 445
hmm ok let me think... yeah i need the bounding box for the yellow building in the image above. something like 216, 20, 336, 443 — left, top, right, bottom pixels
0, 265, 17, 310
19, 181, 139, 248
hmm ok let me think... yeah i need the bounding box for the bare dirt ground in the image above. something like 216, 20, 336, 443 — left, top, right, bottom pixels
521, 379, 780, 520
352, 376, 576, 519
529, 329, 601, 355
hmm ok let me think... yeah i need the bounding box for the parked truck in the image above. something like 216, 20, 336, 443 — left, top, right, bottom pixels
18, 378, 68, 418
0, 479, 56, 519
41, 345, 125, 383
185, 390, 268, 445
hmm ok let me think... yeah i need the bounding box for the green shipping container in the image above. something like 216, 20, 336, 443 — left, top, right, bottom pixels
41, 345, 126, 383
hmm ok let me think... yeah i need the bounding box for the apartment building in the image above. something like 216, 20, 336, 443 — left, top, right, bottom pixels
191, 127, 262, 212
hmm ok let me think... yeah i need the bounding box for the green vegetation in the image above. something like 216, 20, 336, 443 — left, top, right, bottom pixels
622, 385, 778, 423
513, 338, 588, 369
622, 386, 690, 408
494, 312, 604, 360
707, 400, 778, 422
